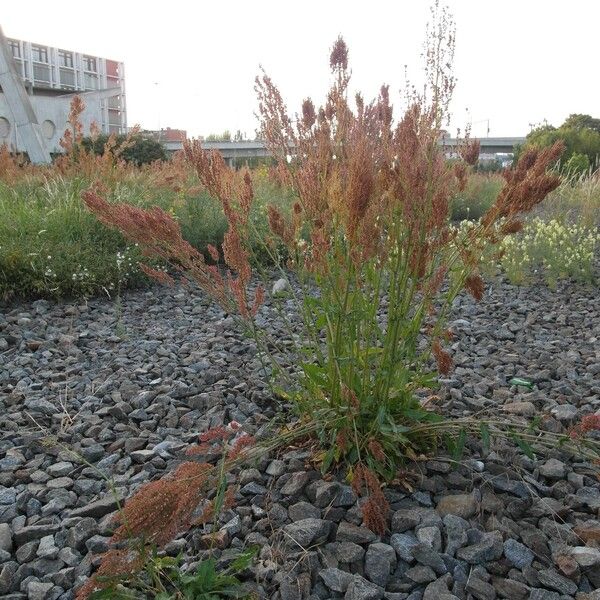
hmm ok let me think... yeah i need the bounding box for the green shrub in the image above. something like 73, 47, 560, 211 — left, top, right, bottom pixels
0, 168, 293, 301
565, 152, 591, 176
82, 133, 167, 165
450, 173, 503, 220
0, 178, 149, 300
520, 115, 600, 170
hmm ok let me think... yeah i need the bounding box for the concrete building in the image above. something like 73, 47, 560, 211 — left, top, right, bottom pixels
0, 26, 126, 162
140, 127, 187, 155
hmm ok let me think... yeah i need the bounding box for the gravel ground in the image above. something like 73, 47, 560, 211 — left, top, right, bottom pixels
0, 274, 599, 600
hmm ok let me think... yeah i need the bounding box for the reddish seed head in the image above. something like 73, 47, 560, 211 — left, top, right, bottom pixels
301, 98, 317, 129
330, 36, 348, 72
465, 274, 484, 301
432, 339, 453, 374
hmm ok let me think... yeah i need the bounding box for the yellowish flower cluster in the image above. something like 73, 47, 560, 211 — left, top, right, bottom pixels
501, 218, 599, 287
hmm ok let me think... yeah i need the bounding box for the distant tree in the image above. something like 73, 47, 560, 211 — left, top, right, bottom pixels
520, 115, 600, 171
82, 133, 167, 165
233, 130, 246, 141
562, 113, 600, 134
564, 152, 591, 177
205, 131, 232, 142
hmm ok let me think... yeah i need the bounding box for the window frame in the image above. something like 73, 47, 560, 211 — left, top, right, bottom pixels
58, 49, 74, 69
31, 44, 49, 63
83, 55, 97, 72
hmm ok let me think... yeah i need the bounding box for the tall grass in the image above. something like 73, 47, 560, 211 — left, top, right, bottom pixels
450, 172, 503, 221
535, 170, 600, 227
0, 161, 293, 301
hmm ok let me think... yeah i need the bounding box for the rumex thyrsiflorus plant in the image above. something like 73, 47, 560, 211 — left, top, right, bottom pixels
82, 2, 573, 551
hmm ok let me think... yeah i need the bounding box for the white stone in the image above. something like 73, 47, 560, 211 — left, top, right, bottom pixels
272, 278, 289, 295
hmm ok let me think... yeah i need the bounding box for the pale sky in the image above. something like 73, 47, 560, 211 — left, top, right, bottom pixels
2, 0, 599, 139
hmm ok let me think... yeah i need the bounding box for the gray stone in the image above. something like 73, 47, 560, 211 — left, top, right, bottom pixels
538, 459, 567, 479
337, 521, 377, 544
436, 494, 478, 519
550, 404, 578, 421
344, 574, 384, 600
422, 574, 457, 600
0, 561, 17, 594
46, 462, 73, 477
536, 567, 578, 596
528, 589, 561, 600
571, 546, 600, 568
311, 481, 340, 508
443, 514, 469, 556
365, 543, 396, 587
272, 278, 289, 295
0, 487, 17, 504
280, 471, 310, 496
391, 509, 421, 533
36, 535, 58, 560
336, 542, 365, 563
416, 526, 442, 551
265, 460, 286, 477
456, 531, 503, 564
26, 581, 54, 600
406, 565, 436, 583
503, 538, 534, 568
0, 523, 12, 553
69, 494, 123, 518
490, 577, 529, 600
319, 567, 354, 592
65, 518, 98, 551
390, 533, 419, 563
79, 444, 104, 462
288, 501, 320, 522
85, 535, 110, 553
14, 525, 59, 546
465, 577, 496, 600
16, 540, 38, 563
411, 544, 447, 574
279, 572, 311, 600
283, 518, 331, 548
130, 449, 155, 463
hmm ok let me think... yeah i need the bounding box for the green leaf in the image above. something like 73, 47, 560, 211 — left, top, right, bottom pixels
228, 546, 258, 572
480, 423, 490, 453
451, 428, 467, 462
301, 363, 328, 387
512, 434, 535, 459
321, 446, 335, 473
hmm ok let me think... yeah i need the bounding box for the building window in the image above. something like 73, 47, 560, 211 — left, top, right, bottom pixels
83, 55, 97, 72
58, 50, 73, 68
32, 44, 48, 63
84, 72, 98, 90
8, 39, 20, 59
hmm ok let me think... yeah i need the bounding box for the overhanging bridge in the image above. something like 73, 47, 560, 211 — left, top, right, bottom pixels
165, 137, 525, 164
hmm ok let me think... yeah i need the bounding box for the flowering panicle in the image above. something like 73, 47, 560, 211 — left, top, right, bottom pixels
181, 140, 259, 316
464, 273, 484, 301
432, 339, 453, 375
459, 138, 480, 166
59, 95, 85, 152
482, 142, 564, 228
83, 190, 236, 313
569, 414, 600, 440
111, 461, 210, 546
75, 549, 142, 600
351, 463, 390, 535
